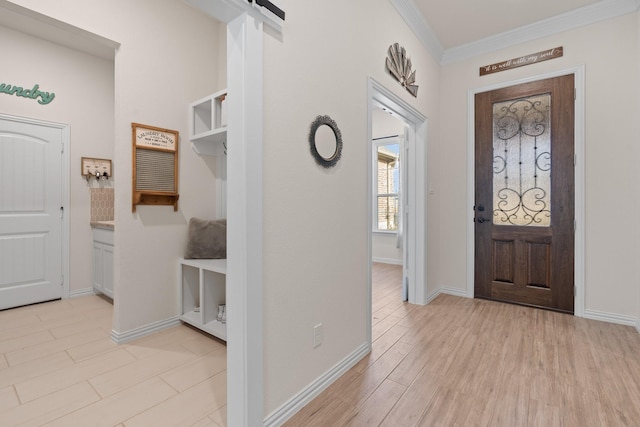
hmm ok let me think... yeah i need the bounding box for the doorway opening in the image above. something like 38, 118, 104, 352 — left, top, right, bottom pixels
372, 107, 405, 299
367, 77, 428, 343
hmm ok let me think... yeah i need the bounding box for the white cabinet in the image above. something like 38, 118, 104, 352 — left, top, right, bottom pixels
92, 227, 114, 299
190, 89, 227, 156
179, 258, 226, 341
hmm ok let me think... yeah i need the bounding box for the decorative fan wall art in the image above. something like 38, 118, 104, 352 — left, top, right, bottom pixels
385, 43, 419, 97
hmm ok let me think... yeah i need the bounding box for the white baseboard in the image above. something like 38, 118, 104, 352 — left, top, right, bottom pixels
426, 289, 441, 304
583, 309, 638, 327
68, 288, 95, 298
440, 287, 469, 298
111, 316, 181, 344
371, 257, 402, 265
426, 286, 470, 304
263, 342, 370, 427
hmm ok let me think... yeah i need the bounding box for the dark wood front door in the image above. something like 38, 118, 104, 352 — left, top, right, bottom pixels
474, 75, 575, 313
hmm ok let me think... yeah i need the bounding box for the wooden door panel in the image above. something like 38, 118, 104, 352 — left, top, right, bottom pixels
527, 241, 551, 288
492, 240, 514, 283
491, 281, 552, 307
475, 74, 574, 313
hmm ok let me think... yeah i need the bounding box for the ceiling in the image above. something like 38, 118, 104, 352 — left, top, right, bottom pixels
414, 0, 600, 50
395, 0, 640, 63
2, 0, 637, 64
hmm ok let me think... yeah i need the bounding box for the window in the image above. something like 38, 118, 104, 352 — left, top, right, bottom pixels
373, 137, 400, 232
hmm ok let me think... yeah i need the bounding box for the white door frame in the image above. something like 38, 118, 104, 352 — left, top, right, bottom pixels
466, 65, 586, 317
367, 77, 428, 338
0, 113, 70, 302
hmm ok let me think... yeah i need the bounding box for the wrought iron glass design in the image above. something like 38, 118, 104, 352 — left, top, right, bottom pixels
493, 94, 551, 226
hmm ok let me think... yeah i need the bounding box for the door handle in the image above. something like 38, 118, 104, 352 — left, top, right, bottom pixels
474, 217, 489, 223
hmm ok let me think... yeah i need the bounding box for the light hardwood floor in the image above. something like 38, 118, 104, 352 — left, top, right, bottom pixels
3, 266, 640, 426
0, 295, 227, 426
285, 262, 640, 426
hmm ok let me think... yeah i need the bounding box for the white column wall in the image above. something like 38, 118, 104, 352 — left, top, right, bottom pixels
262, 0, 440, 416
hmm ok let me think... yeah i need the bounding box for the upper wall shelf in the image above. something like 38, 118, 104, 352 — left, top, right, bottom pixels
190, 89, 227, 156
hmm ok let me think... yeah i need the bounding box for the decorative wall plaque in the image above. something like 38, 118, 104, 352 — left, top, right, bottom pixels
385, 43, 418, 97
131, 123, 179, 212
480, 47, 563, 76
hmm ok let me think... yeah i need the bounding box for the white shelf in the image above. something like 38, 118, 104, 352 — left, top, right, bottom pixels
191, 129, 227, 156
180, 258, 227, 274
190, 89, 227, 156
179, 257, 227, 341
180, 310, 227, 341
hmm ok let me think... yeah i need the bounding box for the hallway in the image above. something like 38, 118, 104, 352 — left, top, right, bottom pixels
285, 263, 640, 426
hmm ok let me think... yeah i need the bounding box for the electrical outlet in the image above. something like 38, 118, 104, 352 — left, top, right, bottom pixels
313, 323, 323, 348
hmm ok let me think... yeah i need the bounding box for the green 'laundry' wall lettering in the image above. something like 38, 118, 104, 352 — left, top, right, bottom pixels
0, 83, 55, 105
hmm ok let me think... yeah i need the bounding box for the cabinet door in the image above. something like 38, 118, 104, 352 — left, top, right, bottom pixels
92, 244, 103, 292
103, 245, 114, 298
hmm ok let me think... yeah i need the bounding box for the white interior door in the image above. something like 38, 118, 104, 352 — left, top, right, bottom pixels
0, 115, 64, 310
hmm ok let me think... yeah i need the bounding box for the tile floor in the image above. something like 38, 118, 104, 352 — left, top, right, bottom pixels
0, 295, 227, 426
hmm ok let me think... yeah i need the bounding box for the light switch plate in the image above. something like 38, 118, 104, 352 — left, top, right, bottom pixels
313, 323, 323, 348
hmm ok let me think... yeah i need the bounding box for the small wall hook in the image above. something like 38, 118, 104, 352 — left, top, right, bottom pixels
102, 171, 109, 180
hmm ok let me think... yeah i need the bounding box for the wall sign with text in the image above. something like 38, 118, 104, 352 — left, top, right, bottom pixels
0, 82, 55, 105
131, 123, 180, 212
480, 47, 563, 76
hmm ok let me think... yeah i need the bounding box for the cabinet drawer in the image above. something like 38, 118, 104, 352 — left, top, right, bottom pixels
92, 227, 114, 245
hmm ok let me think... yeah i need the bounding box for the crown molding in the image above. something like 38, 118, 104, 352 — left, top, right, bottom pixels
389, 0, 444, 61
0, 0, 118, 60
390, 0, 640, 65
443, 0, 640, 64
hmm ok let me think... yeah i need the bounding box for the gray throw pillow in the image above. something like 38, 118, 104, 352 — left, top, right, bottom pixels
185, 218, 227, 259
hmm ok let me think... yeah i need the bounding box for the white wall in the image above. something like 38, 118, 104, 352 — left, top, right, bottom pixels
0, 24, 114, 295
372, 107, 404, 264
262, 0, 440, 416
438, 13, 640, 318
8, 0, 224, 334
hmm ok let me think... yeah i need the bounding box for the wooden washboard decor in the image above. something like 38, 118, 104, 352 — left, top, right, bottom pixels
132, 122, 179, 212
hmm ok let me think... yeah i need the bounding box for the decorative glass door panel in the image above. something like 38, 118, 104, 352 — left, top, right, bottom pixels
493, 94, 551, 226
